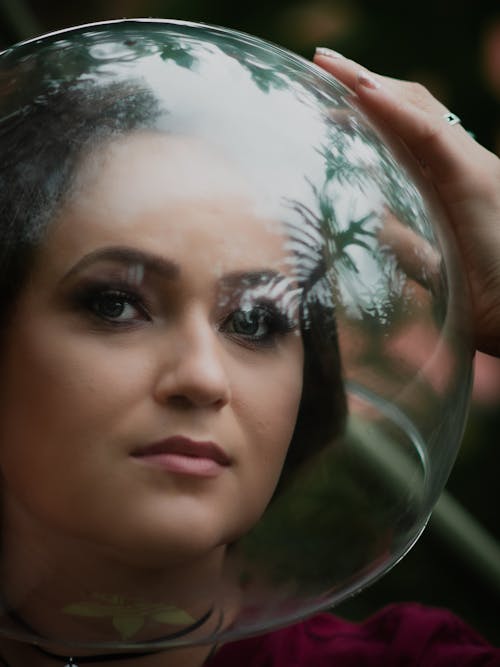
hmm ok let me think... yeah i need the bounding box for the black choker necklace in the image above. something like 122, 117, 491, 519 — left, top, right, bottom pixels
30, 639, 219, 666
32, 644, 173, 665
1, 606, 220, 666
1, 641, 219, 667
31, 648, 165, 665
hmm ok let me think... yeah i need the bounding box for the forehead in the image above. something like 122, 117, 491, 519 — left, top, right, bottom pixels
73, 132, 253, 211
38, 132, 292, 279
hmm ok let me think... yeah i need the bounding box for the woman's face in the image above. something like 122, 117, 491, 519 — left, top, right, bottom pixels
0, 133, 304, 566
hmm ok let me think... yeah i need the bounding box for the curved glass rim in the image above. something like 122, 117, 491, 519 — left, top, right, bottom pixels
0, 17, 347, 93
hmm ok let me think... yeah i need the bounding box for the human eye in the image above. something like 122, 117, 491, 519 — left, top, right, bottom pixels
221, 302, 297, 347
73, 283, 152, 327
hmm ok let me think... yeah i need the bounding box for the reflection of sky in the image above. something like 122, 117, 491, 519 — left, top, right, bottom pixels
139, 44, 328, 214
63, 28, 439, 321
120, 44, 422, 316
135, 44, 398, 317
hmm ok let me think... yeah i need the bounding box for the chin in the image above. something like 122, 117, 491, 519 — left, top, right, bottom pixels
94, 517, 230, 571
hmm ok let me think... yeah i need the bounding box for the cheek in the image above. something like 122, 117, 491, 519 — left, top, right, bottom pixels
263, 340, 304, 447
0, 319, 150, 483
0, 319, 162, 544
258, 373, 302, 454
221, 347, 303, 543
236, 340, 304, 477
269, 344, 303, 450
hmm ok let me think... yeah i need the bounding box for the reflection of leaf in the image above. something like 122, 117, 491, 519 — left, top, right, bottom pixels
152, 608, 194, 624
63, 595, 195, 639
63, 603, 113, 618
286, 194, 377, 274
113, 615, 145, 640
247, 66, 288, 93
214, 43, 291, 94
159, 44, 196, 70
335, 212, 377, 256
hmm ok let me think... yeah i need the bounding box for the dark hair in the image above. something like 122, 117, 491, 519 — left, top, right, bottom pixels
0, 77, 346, 476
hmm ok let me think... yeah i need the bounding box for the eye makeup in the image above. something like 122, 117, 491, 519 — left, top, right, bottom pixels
70, 279, 153, 329
59, 245, 301, 345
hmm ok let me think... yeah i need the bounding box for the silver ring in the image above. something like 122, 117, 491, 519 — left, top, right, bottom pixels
443, 111, 461, 126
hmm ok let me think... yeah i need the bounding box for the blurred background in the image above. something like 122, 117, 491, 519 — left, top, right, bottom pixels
1, 0, 499, 644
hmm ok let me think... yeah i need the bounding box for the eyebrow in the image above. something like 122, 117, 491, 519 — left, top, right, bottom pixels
221, 270, 292, 289
62, 246, 296, 294
62, 246, 180, 282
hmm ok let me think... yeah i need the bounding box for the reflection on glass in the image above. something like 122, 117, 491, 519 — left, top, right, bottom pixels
0, 19, 472, 652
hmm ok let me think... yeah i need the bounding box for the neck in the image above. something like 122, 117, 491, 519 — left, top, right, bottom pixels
1, 510, 230, 647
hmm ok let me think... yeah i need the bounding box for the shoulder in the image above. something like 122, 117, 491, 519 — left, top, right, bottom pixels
209, 604, 500, 666
361, 603, 499, 666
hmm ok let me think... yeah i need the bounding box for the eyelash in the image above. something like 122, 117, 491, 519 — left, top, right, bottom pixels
73, 284, 297, 344
74, 283, 151, 328
220, 302, 297, 348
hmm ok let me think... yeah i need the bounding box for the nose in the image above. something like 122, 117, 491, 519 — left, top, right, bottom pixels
153, 313, 231, 410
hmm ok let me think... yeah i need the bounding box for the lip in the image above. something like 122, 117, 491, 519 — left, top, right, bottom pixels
131, 436, 231, 478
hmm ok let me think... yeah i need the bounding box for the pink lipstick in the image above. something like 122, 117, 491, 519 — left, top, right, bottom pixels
132, 436, 230, 478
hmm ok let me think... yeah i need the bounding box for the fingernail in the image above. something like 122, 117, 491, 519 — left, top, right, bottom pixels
357, 70, 381, 89
315, 47, 345, 59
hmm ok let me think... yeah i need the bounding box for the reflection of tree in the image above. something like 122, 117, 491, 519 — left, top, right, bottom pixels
319, 118, 366, 186
214, 42, 290, 93
279, 107, 456, 496
292, 193, 377, 272
158, 41, 196, 70
2, 22, 332, 124
286, 188, 383, 324
320, 109, 435, 236
156, 29, 296, 95
284, 106, 444, 325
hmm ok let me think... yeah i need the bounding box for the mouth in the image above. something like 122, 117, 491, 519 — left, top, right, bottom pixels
131, 436, 231, 478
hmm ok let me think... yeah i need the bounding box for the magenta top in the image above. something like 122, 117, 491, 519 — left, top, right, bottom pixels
207, 604, 500, 666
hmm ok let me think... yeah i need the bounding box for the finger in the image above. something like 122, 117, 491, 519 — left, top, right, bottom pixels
314, 49, 364, 92
313, 49, 408, 99
313, 48, 450, 104
313, 49, 487, 190
350, 74, 475, 188
314, 49, 384, 92
313, 48, 500, 357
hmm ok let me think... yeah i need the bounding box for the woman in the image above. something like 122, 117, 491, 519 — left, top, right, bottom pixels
0, 59, 345, 664
0, 32, 498, 666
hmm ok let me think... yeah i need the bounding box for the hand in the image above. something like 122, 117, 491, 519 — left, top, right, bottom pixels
313, 49, 500, 357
